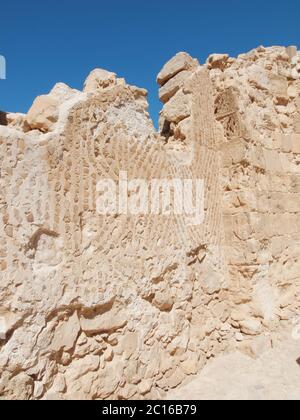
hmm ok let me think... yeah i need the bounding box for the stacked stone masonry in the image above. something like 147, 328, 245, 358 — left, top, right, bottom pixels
0, 46, 300, 399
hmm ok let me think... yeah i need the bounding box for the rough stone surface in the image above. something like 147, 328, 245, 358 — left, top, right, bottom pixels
207, 53, 230, 70
1, 45, 300, 400
159, 70, 192, 104
167, 328, 300, 400
239, 319, 262, 336
157, 52, 198, 86
26, 95, 59, 132
84, 68, 118, 92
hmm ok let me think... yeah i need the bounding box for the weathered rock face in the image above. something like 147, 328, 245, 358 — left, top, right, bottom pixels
0, 46, 300, 400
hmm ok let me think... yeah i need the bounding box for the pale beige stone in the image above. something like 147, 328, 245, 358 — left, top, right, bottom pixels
65, 355, 100, 382
239, 319, 262, 336
235, 332, 244, 342
159, 70, 192, 104
138, 379, 153, 395
201, 271, 223, 295
80, 309, 127, 334
207, 53, 229, 70
157, 52, 198, 85
50, 312, 80, 352
26, 95, 59, 132
83, 68, 117, 92
1, 45, 300, 401
161, 90, 191, 123
286, 46, 297, 60
167, 332, 300, 400
239, 335, 272, 358
50, 82, 80, 103
6, 113, 30, 132
181, 353, 199, 375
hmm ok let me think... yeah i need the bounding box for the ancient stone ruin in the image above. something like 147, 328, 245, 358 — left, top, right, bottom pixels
0, 46, 300, 399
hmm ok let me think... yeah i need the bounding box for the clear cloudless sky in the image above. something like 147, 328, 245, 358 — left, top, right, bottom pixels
0, 0, 300, 125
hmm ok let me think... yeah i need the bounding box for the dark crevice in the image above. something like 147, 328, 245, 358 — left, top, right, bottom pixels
0, 111, 8, 126
161, 119, 173, 142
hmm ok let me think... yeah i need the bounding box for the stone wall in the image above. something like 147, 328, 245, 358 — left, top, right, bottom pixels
211, 46, 300, 341
0, 47, 300, 400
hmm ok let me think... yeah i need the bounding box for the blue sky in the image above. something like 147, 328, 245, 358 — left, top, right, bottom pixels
0, 0, 299, 125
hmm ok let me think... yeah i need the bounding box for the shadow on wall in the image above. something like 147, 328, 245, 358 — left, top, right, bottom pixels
0, 111, 8, 126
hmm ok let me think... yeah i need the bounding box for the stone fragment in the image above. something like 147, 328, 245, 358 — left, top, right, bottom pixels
181, 353, 199, 375
26, 95, 59, 132
287, 85, 298, 98
138, 379, 153, 395
207, 53, 229, 70
84, 68, 117, 92
235, 332, 244, 342
120, 333, 138, 359
0, 310, 24, 339
239, 335, 272, 358
159, 70, 192, 104
152, 291, 174, 312
6, 113, 30, 132
166, 368, 186, 389
201, 271, 223, 295
65, 355, 100, 381
286, 46, 297, 60
161, 90, 191, 123
239, 319, 262, 336
50, 374, 66, 394
50, 312, 80, 352
80, 309, 127, 334
157, 52, 198, 86
292, 134, 300, 153
50, 82, 80, 103
231, 309, 248, 323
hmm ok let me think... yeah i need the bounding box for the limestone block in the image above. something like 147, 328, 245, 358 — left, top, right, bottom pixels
221, 139, 248, 167
207, 53, 229, 70
239, 335, 272, 358
138, 379, 153, 395
26, 95, 59, 132
201, 271, 223, 295
80, 309, 127, 334
50, 312, 80, 352
50, 82, 80, 103
6, 113, 30, 132
281, 134, 293, 153
65, 355, 100, 382
269, 75, 288, 96
0, 310, 24, 339
287, 85, 298, 98
239, 318, 262, 336
157, 52, 198, 86
286, 46, 297, 60
293, 114, 300, 133
181, 353, 199, 375
161, 90, 191, 123
292, 134, 300, 153
84, 68, 117, 92
263, 149, 283, 172
231, 309, 248, 323
159, 70, 192, 104
120, 333, 139, 360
